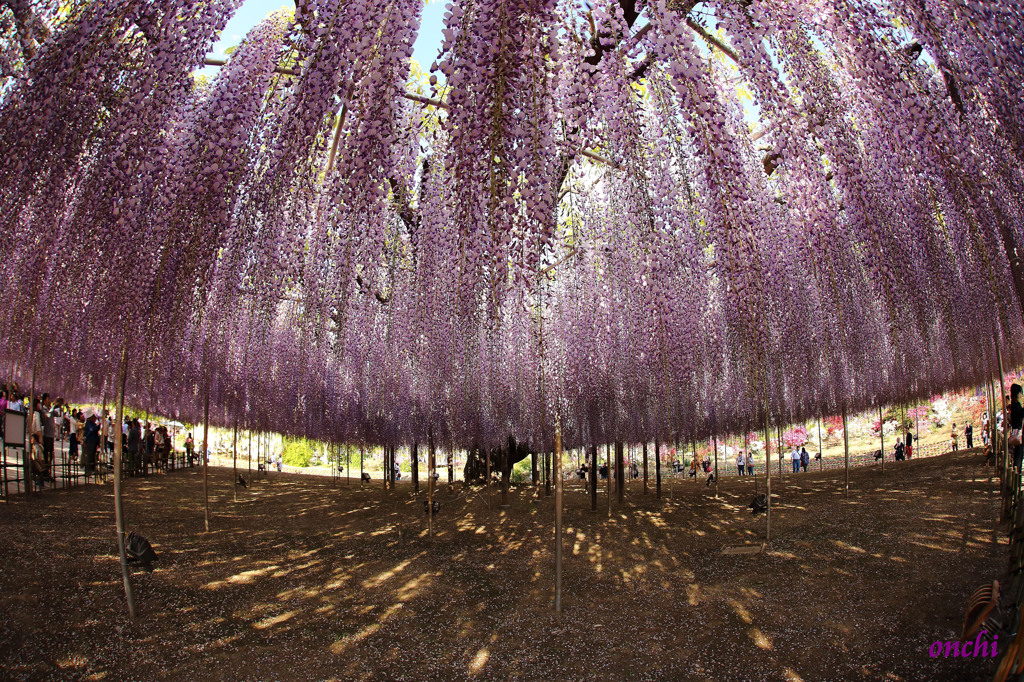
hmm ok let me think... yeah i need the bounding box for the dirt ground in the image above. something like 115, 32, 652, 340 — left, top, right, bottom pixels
0, 448, 1009, 681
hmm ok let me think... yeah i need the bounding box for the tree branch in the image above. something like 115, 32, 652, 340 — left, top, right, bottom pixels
685, 18, 739, 64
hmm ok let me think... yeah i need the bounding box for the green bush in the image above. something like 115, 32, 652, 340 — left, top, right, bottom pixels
282, 438, 314, 467
511, 458, 533, 485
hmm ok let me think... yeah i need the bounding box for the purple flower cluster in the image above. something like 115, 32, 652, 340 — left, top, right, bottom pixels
1, 0, 1023, 450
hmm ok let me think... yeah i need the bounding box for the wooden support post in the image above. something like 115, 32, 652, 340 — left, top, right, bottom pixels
988, 381, 996, 462
24, 350, 36, 494
843, 406, 850, 496
615, 441, 624, 503
712, 433, 719, 498
763, 412, 772, 542
531, 450, 538, 486
554, 424, 564, 613
501, 439, 510, 507
589, 444, 598, 511
606, 442, 612, 514
412, 441, 419, 492
993, 379, 999, 461
346, 442, 350, 486
642, 441, 649, 495
112, 345, 136, 619
232, 423, 238, 501
448, 447, 454, 485
879, 404, 885, 474
545, 446, 551, 496
818, 417, 823, 471
428, 427, 435, 538
383, 445, 390, 493
996, 335, 1010, 519
744, 428, 749, 476
248, 431, 252, 484
202, 387, 210, 532
655, 439, 662, 498
359, 443, 364, 485
100, 396, 107, 476
777, 424, 783, 481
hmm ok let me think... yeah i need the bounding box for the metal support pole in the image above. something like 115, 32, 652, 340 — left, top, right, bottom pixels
232, 423, 238, 502
880, 404, 885, 473
554, 424, 564, 613
642, 441, 648, 495
202, 387, 210, 532
655, 439, 661, 498
843, 406, 850, 496
428, 427, 435, 537
712, 433, 719, 497
763, 412, 772, 542
112, 345, 136, 619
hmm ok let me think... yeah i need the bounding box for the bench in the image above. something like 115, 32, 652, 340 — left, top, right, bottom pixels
962, 580, 999, 641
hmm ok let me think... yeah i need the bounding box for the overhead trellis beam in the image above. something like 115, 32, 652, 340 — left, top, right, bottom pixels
685, 18, 739, 64
203, 56, 297, 76
201, 56, 450, 109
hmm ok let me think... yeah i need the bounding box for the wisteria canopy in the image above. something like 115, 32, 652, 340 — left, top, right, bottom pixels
1, 0, 1023, 450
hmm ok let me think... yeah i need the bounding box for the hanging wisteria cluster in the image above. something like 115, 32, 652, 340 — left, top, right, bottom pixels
1, 0, 1023, 450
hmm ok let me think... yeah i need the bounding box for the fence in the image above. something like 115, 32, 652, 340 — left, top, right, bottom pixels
567, 438, 963, 485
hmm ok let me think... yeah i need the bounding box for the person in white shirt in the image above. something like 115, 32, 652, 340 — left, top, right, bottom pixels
736, 450, 744, 476
68, 409, 80, 465
790, 446, 801, 473
30, 398, 43, 441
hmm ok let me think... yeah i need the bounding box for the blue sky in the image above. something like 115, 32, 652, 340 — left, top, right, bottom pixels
207, 0, 447, 70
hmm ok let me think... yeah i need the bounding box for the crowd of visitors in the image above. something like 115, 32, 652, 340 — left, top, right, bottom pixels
3, 378, 1018, 495
1, 381, 195, 490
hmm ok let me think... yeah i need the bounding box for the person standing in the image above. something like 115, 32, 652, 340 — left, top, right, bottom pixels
81, 414, 100, 477
105, 415, 115, 457
746, 451, 754, 476
40, 393, 57, 469
185, 432, 195, 467
127, 419, 142, 474
736, 450, 744, 476
143, 422, 155, 474
790, 445, 801, 473
154, 426, 166, 472
951, 423, 959, 452
30, 433, 51, 488
905, 429, 914, 459
965, 422, 974, 449
1008, 385, 1024, 471
800, 446, 809, 472
68, 408, 80, 468
894, 437, 905, 461
30, 397, 43, 451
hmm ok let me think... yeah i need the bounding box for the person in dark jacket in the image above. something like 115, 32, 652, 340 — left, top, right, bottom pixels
127, 420, 142, 474
82, 414, 101, 476
1009, 385, 1024, 470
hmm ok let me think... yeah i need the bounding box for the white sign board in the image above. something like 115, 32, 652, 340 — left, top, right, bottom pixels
5, 410, 26, 447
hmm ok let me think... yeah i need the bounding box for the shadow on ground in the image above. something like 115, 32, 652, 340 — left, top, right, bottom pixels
0, 450, 1006, 681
